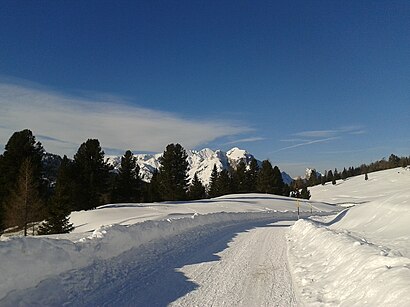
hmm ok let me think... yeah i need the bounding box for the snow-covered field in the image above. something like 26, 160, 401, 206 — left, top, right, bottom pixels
288, 167, 410, 306
1, 167, 409, 306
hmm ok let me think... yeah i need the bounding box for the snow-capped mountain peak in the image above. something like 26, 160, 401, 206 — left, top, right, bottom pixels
107, 147, 292, 186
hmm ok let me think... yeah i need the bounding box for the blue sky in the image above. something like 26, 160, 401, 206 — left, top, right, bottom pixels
0, 1, 409, 177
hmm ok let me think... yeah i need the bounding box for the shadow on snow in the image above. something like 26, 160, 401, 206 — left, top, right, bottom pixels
2, 219, 290, 307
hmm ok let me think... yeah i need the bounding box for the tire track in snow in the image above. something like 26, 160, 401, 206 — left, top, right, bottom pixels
1, 219, 298, 306
170, 220, 298, 307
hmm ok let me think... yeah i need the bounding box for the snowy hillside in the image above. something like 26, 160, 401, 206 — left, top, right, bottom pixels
107, 147, 293, 185
288, 167, 410, 305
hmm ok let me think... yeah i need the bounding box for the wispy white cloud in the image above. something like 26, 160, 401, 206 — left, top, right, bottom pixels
0, 82, 251, 156
294, 130, 338, 138
273, 137, 339, 153
225, 137, 266, 145
293, 126, 365, 139
273, 125, 365, 153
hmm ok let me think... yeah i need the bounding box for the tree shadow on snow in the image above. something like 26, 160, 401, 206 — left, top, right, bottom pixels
1, 219, 289, 307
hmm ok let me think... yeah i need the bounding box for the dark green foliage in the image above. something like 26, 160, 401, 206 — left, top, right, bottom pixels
208, 164, 220, 198
326, 170, 335, 185
72, 139, 111, 210
233, 161, 247, 193
272, 165, 285, 195
308, 169, 320, 186
341, 168, 348, 180
158, 143, 189, 201
216, 169, 231, 196
142, 170, 161, 202
300, 186, 311, 200
245, 158, 259, 192
334, 168, 340, 181
257, 160, 275, 194
388, 154, 400, 168
189, 173, 206, 200
38, 156, 74, 235
282, 183, 291, 197
112, 150, 141, 203
321, 171, 327, 185
0, 130, 44, 232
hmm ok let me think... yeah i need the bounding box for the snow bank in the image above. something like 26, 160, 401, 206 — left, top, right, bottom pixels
330, 193, 410, 258
0, 210, 325, 301
288, 219, 410, 306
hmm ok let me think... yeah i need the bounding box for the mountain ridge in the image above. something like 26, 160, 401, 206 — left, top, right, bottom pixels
106, 147, 293, 186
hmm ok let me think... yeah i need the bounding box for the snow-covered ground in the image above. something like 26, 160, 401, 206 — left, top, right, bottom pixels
0, 194, 337, 305
1, 167, 409, 305
288, 167, 410, 306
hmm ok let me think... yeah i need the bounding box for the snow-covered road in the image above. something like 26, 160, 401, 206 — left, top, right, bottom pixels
1, 219, 298, 306
171, 220, 297, 307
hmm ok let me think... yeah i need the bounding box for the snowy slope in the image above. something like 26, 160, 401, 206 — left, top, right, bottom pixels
107, 147, 293, 185
288, 167, 410, 305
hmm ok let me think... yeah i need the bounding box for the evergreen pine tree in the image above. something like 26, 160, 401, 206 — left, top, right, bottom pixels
208, 164, 220, 198
321, 171, 327, 185
112, 150, 141, 202
158, 143, 189, 201
245, 158, 259, 192
334, 168, 340, 181
234, 161, 247, 193
300, 186, 311, 200
216, 169, 231, 196
189, 173, 206, 200
142, 170, 161, 202
327, 170, 335, 185
0, 130, 44, 232
257, 160, 275, 194
72, 139, 111, 210
341, 168, 348, 180
272, 165, 285, 195
38, 156, 74, 235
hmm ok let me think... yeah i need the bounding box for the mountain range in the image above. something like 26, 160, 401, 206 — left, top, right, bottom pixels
106, 147, 293, 186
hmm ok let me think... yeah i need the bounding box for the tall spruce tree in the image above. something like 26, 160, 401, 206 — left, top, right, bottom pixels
143, 170, 161, 202
112, 150, 141, 202
38, 156, 74, 234
208, 164, 220, 198
257, 160, 275, 194
272, 165, 285, 195
158, 143, 189, 201
321, 171, 327, 185
300, 186, 311, 200
234, 161, 247, 193
327, 170, 334, 184
5, 158, 44, 236
72, 139, 110, 210
216, 169, 231, 196
245, 158, 259, 192
189, 173, 206, 200
0, 130, 44, 232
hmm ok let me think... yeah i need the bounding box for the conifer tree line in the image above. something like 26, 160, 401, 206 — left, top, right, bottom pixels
1, 129, 408, 235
